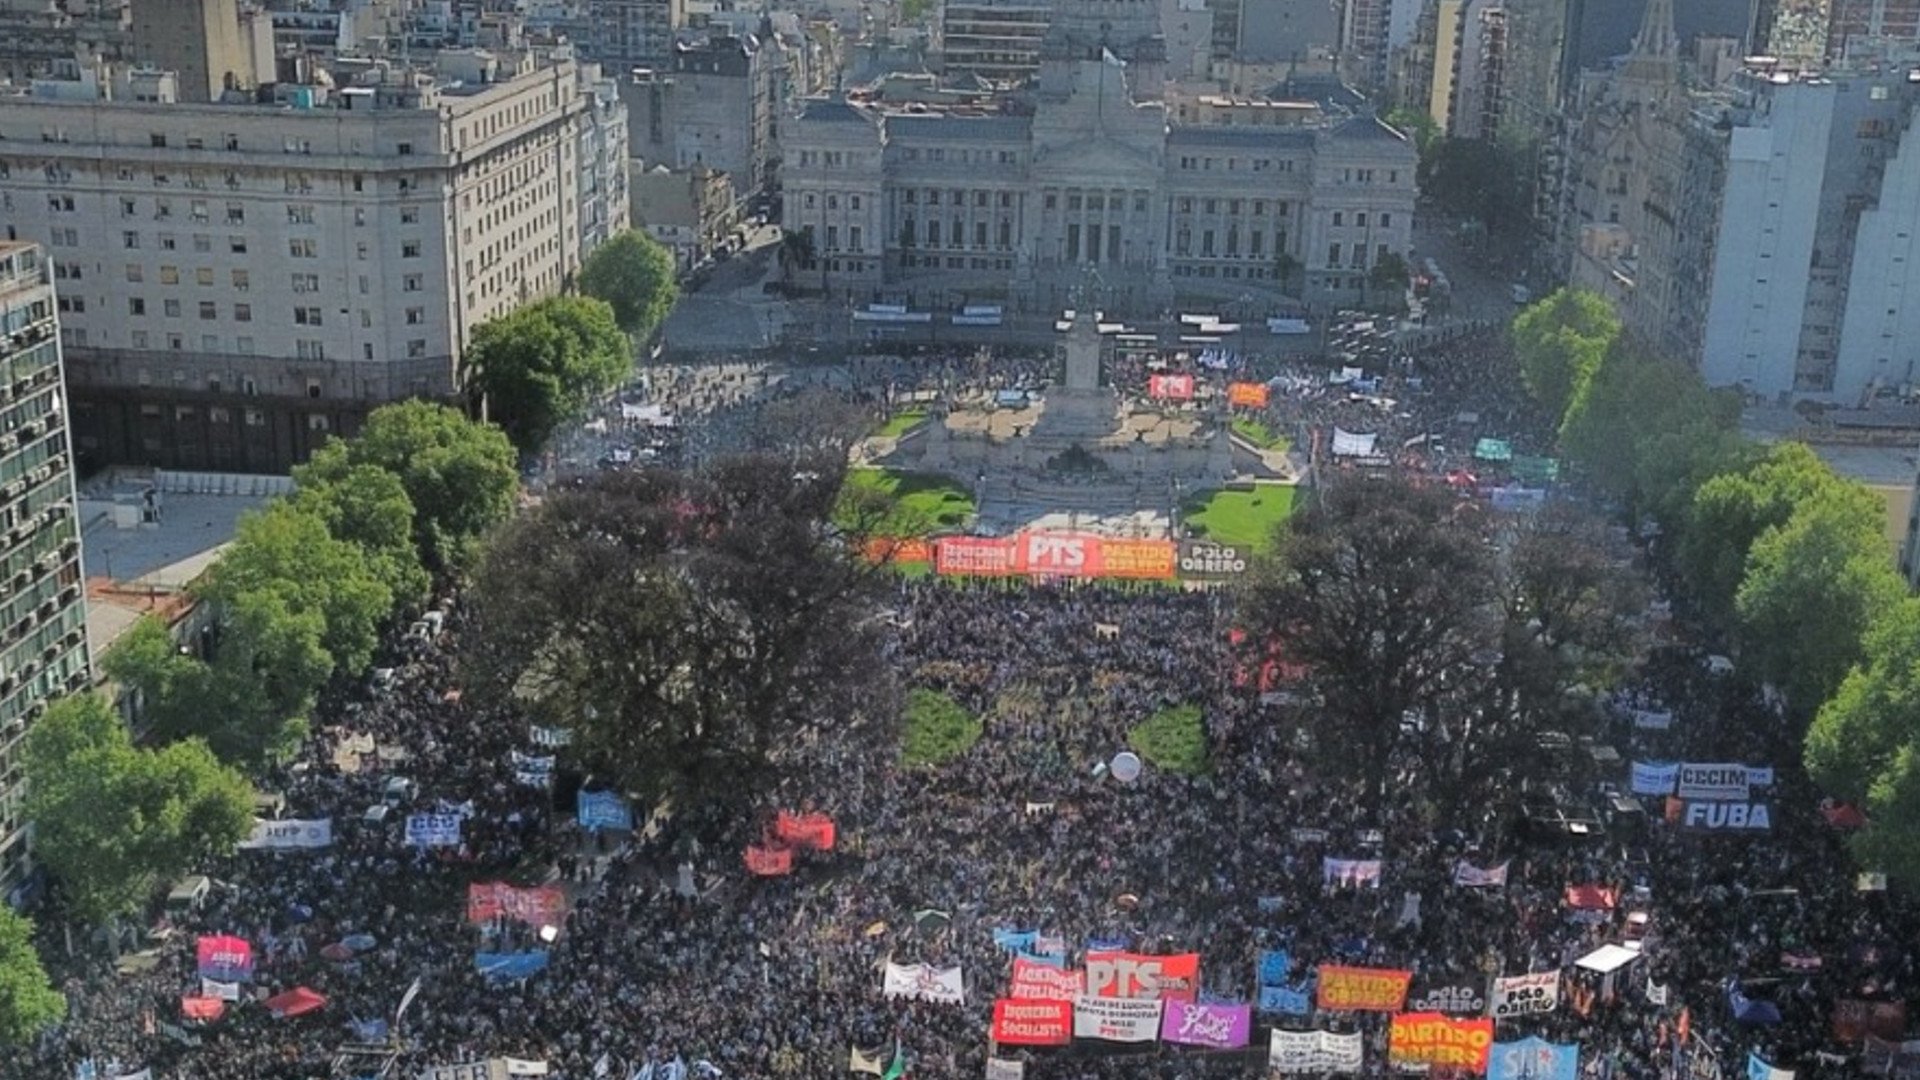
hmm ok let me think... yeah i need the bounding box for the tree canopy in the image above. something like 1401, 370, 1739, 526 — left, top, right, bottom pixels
1679, 442, 1839, 625
461, 456, 890, 813
464, 296, 632, 454
0, 907, 62, 1045
289, 463, 430, 608
298, 400, 518, 573
23, 694, 252, 924
578, 229, 680, 338
1807, 599, 1920, 886
1512, 288, 1621, 426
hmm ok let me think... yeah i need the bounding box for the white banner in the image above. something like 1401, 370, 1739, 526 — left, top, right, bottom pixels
1677, 763, 1761, 801
236, 818, 333, 850
1630, 762, 1678, 796
1072, 996, 1162, 1042
1322, 858, 1383, 888
110, 1070, 153, 1080
419, 1066, 490, 1080
1647, 980, 1669, 1006
1489, 971, 1560, 1018
405, 813, 464, 848
1453, 861, 1508, 887
1269, 1029, 1364, 1072
529, 725, 574, 747
985, 1059, 1025, 1080
200, 978, 241, 1001
1331, 428, 1379, 458
503, 1061, 550, 1077
882, 962, 965, 1005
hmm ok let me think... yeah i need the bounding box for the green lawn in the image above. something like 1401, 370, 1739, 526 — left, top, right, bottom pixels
1127, 704, 1209, 776
873, 409, 929, 438
1181, 485, 1297, 551
838, 468, 976, 537
902, 689, 982, 766
1230, 417, 1292, 453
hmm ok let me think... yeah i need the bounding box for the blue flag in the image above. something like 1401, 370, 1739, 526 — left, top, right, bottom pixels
577, 790, 634, 831
1258, 949, 1291, 987
474, 950, 549, 980
1258, 982, 1313, 1015
1489, 1037, 1579, 1080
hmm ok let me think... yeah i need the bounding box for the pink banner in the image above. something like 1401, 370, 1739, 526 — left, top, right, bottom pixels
1148, 373, 1195, 401
1011, 957, 1085, 1001
466, 882, 568, 927
194, 935, 253, 982
1160, 999, 1251, 1049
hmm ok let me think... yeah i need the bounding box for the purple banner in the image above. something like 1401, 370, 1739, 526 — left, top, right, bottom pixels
1159, 998, 1251, 1049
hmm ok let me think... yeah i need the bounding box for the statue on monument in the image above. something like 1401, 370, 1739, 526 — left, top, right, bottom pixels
1062, 268, 1109, 393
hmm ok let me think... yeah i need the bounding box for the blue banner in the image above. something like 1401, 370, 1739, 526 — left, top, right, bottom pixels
1258, 950, 1291, 987
577, 790, 634, 831
992, 928, 1037, 952
404, 813, 463, 847
1488, 1037, 1579, 1080
347, 1017, 390, 1042
1016, 948, 1067, 968
1087, 935, 1130, 952
474, 951, 550, 980
1258, 983, 1312, 1015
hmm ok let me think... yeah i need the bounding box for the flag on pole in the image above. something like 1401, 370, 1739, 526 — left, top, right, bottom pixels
881, 1041, 908, 1080
1101, 47, 1127, 68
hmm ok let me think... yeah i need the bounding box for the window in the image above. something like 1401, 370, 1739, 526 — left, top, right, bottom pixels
163, 299, 181, 318
245, 409, 265, 427
150, 133, 166, 148
1379, 213, 1391, 228
233, 303, 251, 322
294, 307, 323, 326
1355, 212, 1368, 228
1332, 212, 1343, 227
1328, 243, 1341, 266
289, 238, 317, 258
189, 200, 208, 222
236, 338, 253, 354
159, 233, 176, 250
291, 273, 319, 292
402, 241, 420, 258
229, 236, 247, 254
123, 231, 141, 249
407, 339, 427, 358
406, 307, 424, 325
129, 298, 146, 316
193, 234, 211, 253
287, 204, 315, 225
296, 340, 326, 360
198, 301, 216, 320
131, 330, 149, 348
231, 269, 249, 290
850, 196, 861, 211
159, 266, 179, 285
225, 203, 244, 224
396, 142, 413, 156
125, 264, 143, 283
195, 267, 214, 286
403, 274, 423, 292
56, 296, 85, 314
400, 206, 419, 224
120, 198, 137, 217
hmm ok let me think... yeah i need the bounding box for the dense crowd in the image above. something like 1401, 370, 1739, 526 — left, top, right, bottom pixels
15, 338, 1918, 1080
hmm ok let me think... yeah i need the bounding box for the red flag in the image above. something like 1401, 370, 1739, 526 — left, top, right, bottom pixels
745, 845, 793, 876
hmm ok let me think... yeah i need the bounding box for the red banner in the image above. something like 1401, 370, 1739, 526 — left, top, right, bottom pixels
1227, 382, 1270, 408
1148, 373, 1195, 401
864, 537, 933, 565
1099, 538, 1178, 579
466, 882, 568, 927
992, 998, 1072, 1045
1834, 999, 1908, 1043
1086, 951, 1200, 1001
774, 811, 837, 851
181, 996, 225, 1021
1389, 1012, 1494, 1072
1010, 957, 1084, 1001
935, 536, 1019, 576
1317, 965, 1414, 1012
745, 844, 793, 876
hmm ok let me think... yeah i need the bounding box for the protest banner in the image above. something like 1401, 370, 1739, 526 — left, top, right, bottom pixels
1678, 800, 1773, 831
773, 811, 836, 851
1259, 982, 1313, 1014
466, 883, 567, 927
180, 996, 224, 1021
744, 844, 793, 876
883, 962, 965, 1005
1148, 373, 1195, 400
1747, 1052, 1794, 1080
474, 951, 550, 980
1177, 540, 1250, 580
576, 790, 633, 831
1489, 971, 1561, 1018
1322, 857, 1383, 888
1833, 998, 1907, 1043
194, 935, 253, 982
511, 751, 554, 788
405, 813, 462, 847
1316, 965, 1413, 1012
1389, 1012, 1495, 1071
993, 928, 1037, 953
1454, 861, 1508, 887
200, 978, 240, 1002
935, 536, 1020, 576
528, 725, 573, 747
1071, 996, 1163, 1042
1159, 999, 1250, 1049
420, 1066, 491, 1080
236, 818, 333, 850
1631, 762, 1679, 796
986, 1058, 1025, 1080
1227, 381, 1270, 408
990, 999, 1071, 1046
1677, 764, 1763, 801
1489, 1036, 1580, 1080
1269, 1029, 1364, 1072
1257, 949, 1291, 987
1408, 981, 1487, 1016
1084, 951, 1200, 1001
1009, 957, 1083, 1001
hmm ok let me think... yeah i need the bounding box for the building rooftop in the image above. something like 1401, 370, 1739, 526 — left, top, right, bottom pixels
884, 112, 1029, 140
79, 479, 280, 589
1327, 115, 1411, 143
1166, 125, 1315, 149
799, 98, 874, 124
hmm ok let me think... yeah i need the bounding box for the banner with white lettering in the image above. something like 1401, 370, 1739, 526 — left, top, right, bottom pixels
1009, 957, 1083, 1001
405, 813, 463, 847
1453, 861, 1508, 887
529, 725, 573, 747
236, 818, 333, 850
1322, 858, 1383, 888
1678, 801, 1773, 831
1489, 971, 1561, 1018
1677, 764, 1764, 801
511, 751, 554, 788
1269, 1029, 1365, 1073
1630, 762, 1679, 796
200, 978, 240, 1001
882, 962, 965, 1004
419, 1065, 490, 1080
1072, 997, 1163, 1042
986, 1058, 1025, 1080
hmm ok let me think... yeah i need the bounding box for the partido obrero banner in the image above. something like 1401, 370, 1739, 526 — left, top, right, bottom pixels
1389, 1012, 1495, 1071
1316, 964, 1413, 1012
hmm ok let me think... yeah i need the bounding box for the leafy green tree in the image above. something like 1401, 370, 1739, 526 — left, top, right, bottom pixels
1680, 443, 1837, 623
1383, 107, 1441, 157
1807, 599, 1920, 886
578, 229, 680, 338
290, 464, 430, 608
24, 695, 252, 925
0, 907, 63, 1044
1735, 486, 1904, 712
1511, 288, 1620, 424
462, 456, 890, 813
200, 500, 392, 679
465, 296, 632, 454
1368, 252, 1412, 308
300, 401, 518, 573
102, 612, 316, 768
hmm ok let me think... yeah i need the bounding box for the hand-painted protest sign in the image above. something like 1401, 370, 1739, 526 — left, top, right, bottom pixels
1269, 1029, 1364, 1072
1389, 1012, 1495, 1071
1631, 762, 1679, 796
1071, 996, 1163, 1042
195, 935, 253, 982
1489, 971, 1561, 1018
1316, 965, 1412, 1012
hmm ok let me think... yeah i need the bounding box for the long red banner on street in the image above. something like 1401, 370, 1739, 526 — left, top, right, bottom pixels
933, 533, 1176, 580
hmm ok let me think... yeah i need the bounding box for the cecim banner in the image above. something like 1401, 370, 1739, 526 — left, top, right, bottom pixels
1010, 957, 1084, 1001
236, 818, 333, 850
1489, 971, 1561, 1018
1677, 763, 1771, 801
466, 883, 567, 927
1072, 996, 1163, 1042
991, 998, 1071, 1045
1159, 999, 1251, 1049
1389, 1012, 1495, 1072
1269, 1029, 1364, 1072
1489, 1036, 1580, 1080
1317, 965, 1413, 1012
1085, 951, 1200, 1001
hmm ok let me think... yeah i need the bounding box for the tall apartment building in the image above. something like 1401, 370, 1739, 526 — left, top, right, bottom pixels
0, 242, 93, 904
938, 0, 1053, 85
1338, 0, 1424, 91
129, 0, 273, 103
0, 0, 130, 85
582, 0, 687, 70
0, 56, 627, 473
620, 34, 778, 211
1752, 0, 1920, 61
